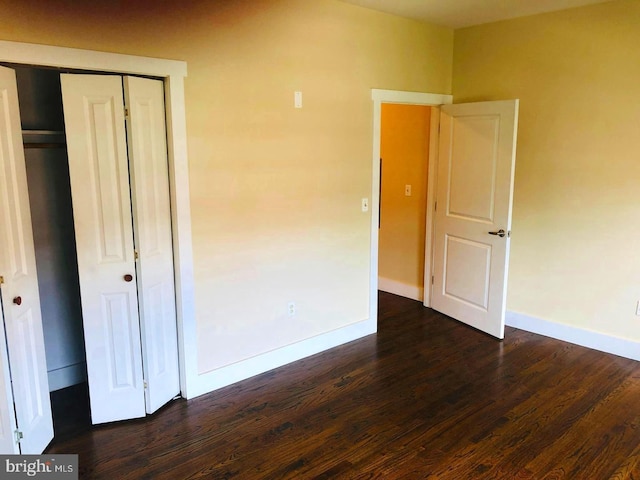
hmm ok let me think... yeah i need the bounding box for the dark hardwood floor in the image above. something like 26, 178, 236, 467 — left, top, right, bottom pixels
46, 292, 640, 479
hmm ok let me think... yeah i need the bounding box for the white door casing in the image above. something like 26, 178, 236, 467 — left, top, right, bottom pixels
124, 76, 180, 414
431, 100, 519, 339
0, 66, 54, 453
60, 74, 146, 424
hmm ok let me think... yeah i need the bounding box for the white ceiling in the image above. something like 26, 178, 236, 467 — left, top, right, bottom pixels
339, 0, 613, 28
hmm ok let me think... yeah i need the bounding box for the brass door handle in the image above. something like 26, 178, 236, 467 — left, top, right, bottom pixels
488, 229, 506, 238
13, 296, 22, 306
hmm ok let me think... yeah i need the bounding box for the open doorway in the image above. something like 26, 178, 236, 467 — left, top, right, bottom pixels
369, 89, 452, 318
378, 103, 431, 302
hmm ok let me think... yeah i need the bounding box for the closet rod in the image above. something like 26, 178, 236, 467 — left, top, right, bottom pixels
23, 143, 66, 149
22, 130, 65, 136
22, 130, 66, 149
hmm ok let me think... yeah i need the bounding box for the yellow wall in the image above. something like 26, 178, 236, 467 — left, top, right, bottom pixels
379, 104, 430, 296
0, 0, 453, 373
453, 0, 640, 342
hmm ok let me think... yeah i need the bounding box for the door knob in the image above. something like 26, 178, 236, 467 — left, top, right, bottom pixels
13, 296, 22, 306
124, 274, 133, 282
488, 229, 506, 238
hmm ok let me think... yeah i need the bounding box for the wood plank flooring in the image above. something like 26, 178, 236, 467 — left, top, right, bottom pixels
46, 292, 640, 479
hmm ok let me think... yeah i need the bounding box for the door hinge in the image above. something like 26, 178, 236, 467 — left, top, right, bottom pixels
134, 250, 139, 260
434, 201, 437, 212
14, 430, 23, 444
0, 275, 4, 285
144, 380, 148, 389
431, 275, 434, 285
124, 107, 129, 117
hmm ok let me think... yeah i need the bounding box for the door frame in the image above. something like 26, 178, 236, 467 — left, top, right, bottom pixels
370, 89, 452, 316
0, 40, 197, 398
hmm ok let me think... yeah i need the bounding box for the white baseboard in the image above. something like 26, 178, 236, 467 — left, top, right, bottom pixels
186, 317, 377, 399
48, 362, 87, 392
506, 311, 640, 361
378, 277, 423, 302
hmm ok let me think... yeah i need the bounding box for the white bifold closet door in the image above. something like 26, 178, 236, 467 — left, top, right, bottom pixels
60, 74, 179, 425
0, 65, 54, 453
123, 76, 180, 415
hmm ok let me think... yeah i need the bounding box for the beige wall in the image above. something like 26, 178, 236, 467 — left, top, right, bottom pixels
453, 0, 640, 342
0, 0, 453, 373
379, 104, 430, 295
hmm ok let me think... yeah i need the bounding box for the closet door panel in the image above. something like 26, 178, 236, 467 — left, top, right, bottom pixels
61, 74, 145, 424
0, 67, 21, 455
124, 76, 180, 414
0, 309, 18, 454
0, 66, 53, 453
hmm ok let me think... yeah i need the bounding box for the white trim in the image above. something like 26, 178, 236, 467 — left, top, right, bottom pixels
188, 319, 377, 398
423, 106, 441, 308
370, 89, 452, 318
163, 75, 197, 398
371, 89, 452, 106
378, 277, 423, 302
370, 98, 382, 328
506, 311, 640, 362
0, 41, 196, 398
47, 363, 87, 392
0, 40, 186, 77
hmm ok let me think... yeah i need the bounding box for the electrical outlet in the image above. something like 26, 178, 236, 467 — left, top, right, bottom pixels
405, 184, 412, 196
288, 302, 296, 317
294, 91, 302, 108
361, 198, 369, 212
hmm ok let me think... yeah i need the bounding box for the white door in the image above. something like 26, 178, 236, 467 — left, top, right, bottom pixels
431, 100, 518, 339
0, 66, 54, 453
61, 74, 146, 424
124, 76, 180, 414
0, 308, 18, 454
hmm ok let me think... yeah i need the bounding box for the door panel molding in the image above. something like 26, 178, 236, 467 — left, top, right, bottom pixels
442, 235, 491, 310
447, 114, 500, 222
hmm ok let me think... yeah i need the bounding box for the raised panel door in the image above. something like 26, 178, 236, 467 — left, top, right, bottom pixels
432, 100, 519, 339
0, 65, 53, 453
61, 74, 146, 424
124, 76, 180, 414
